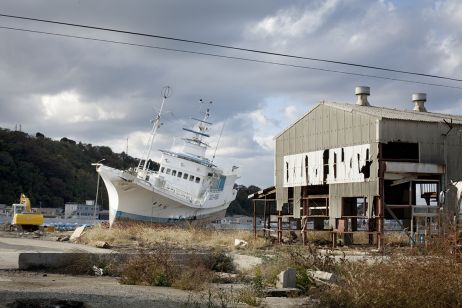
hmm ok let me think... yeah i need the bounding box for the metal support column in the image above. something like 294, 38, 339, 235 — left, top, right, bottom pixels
253, 200, 257, 239
277, 210, 282, 244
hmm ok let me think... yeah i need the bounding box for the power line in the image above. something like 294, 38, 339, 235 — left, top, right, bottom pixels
0, 12, 461, 83
1, 25, 462, 90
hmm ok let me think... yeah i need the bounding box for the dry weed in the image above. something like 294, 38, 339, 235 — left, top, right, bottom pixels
320, 253, 462, 307
81, 223, 266, 251
119, 246, 178, 287
384, 231, 410, 246
118, 245, 235, 291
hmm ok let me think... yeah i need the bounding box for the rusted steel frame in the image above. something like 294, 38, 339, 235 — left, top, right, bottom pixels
377, 143, 385, 250
277, 210, 282, 244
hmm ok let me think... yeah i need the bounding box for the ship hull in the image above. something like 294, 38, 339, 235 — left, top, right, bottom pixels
97, 165, 229, 226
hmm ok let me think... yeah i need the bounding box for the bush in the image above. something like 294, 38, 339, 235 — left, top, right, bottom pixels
320, 256, 462, 307
119, 247, 178, 287
209, 251, 235, 273
119, 247, 224, 290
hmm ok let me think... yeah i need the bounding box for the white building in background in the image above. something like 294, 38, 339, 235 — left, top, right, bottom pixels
65, 200, 100, 220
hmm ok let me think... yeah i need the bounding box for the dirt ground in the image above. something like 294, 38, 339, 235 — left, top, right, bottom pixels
0, 228, 316, 307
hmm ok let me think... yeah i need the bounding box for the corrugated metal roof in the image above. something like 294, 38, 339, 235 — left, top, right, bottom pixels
275, 101, 462, 139
323, 101, 462, 124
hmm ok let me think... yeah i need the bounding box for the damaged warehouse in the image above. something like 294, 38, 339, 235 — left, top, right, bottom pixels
250, 87, 462, 249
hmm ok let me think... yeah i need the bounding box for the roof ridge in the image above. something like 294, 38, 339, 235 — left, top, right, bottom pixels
324, 101, 462, 121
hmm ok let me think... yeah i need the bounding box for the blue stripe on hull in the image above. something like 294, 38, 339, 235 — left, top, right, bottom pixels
115, 210, 204, 224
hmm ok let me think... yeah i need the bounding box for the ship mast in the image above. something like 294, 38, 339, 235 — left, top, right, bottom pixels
138, 86, 172, 174
182, 100, 212, 146
179, 99, 213, 160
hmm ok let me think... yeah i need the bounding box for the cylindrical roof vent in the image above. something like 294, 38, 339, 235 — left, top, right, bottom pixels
355, 86, 370, 106
412, 93, 427, 112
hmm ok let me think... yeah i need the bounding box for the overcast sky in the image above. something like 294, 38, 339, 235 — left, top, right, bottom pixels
1, 0, 462, 188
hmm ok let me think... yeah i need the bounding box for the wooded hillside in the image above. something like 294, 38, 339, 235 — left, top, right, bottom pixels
0, 128, 258, 215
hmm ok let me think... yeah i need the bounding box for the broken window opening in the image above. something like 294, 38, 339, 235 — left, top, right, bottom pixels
360, 160, 372, 179
333, 152, 337, 179
305, 155, 309, 183
323, 149, 329, 183
382, 142, 419, 162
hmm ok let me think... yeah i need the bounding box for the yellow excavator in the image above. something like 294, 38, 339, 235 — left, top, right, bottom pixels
11, 193, 44, 231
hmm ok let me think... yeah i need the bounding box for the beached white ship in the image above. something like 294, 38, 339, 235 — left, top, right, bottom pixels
96, 87, 239, 226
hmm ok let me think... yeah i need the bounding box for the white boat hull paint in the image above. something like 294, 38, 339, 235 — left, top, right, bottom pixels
98, 165, 230, 226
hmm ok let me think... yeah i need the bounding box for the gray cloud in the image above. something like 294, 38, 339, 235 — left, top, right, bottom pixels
1, 0, 462, 187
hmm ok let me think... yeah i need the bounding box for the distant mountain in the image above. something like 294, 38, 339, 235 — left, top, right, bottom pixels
0, 128, 259, 215
226, 184, 260, 216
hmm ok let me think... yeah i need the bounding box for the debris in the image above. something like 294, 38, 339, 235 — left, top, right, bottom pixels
289, 231, 298, 241
234, 239, 248, 248
307, 270, 336, 286
307, 270, 335, 282
57, 235, 70, 242
32, 230, 43, 238
70, 225, 87, 242
276, 268, 296, 288
92, 265, 104, 276
94, 241, 111, 249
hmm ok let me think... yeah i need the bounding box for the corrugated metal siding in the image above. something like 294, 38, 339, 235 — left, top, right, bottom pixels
275, 104, 380, 212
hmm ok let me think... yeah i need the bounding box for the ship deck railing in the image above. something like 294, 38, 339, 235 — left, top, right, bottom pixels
163, 183, 200, 204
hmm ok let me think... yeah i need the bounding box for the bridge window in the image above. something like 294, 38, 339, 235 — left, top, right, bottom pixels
195, 177, 201, 183
178, 172, 183, 178
166, 168, 171, 175
172, 170, 177, 176
189, 175, 194, 181
183, 173, 188, 179
160, 167, 165, 173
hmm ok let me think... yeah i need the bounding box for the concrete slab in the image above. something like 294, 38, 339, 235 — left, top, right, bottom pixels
0, 236, 113, 270
0, 271, 199, 308
231, 253, 263, 272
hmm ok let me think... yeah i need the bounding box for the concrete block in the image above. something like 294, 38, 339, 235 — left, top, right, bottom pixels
18, 253, 90, 270
276, 268, 296, 288
70, 226, 86, 241
265, 288, 300, 297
